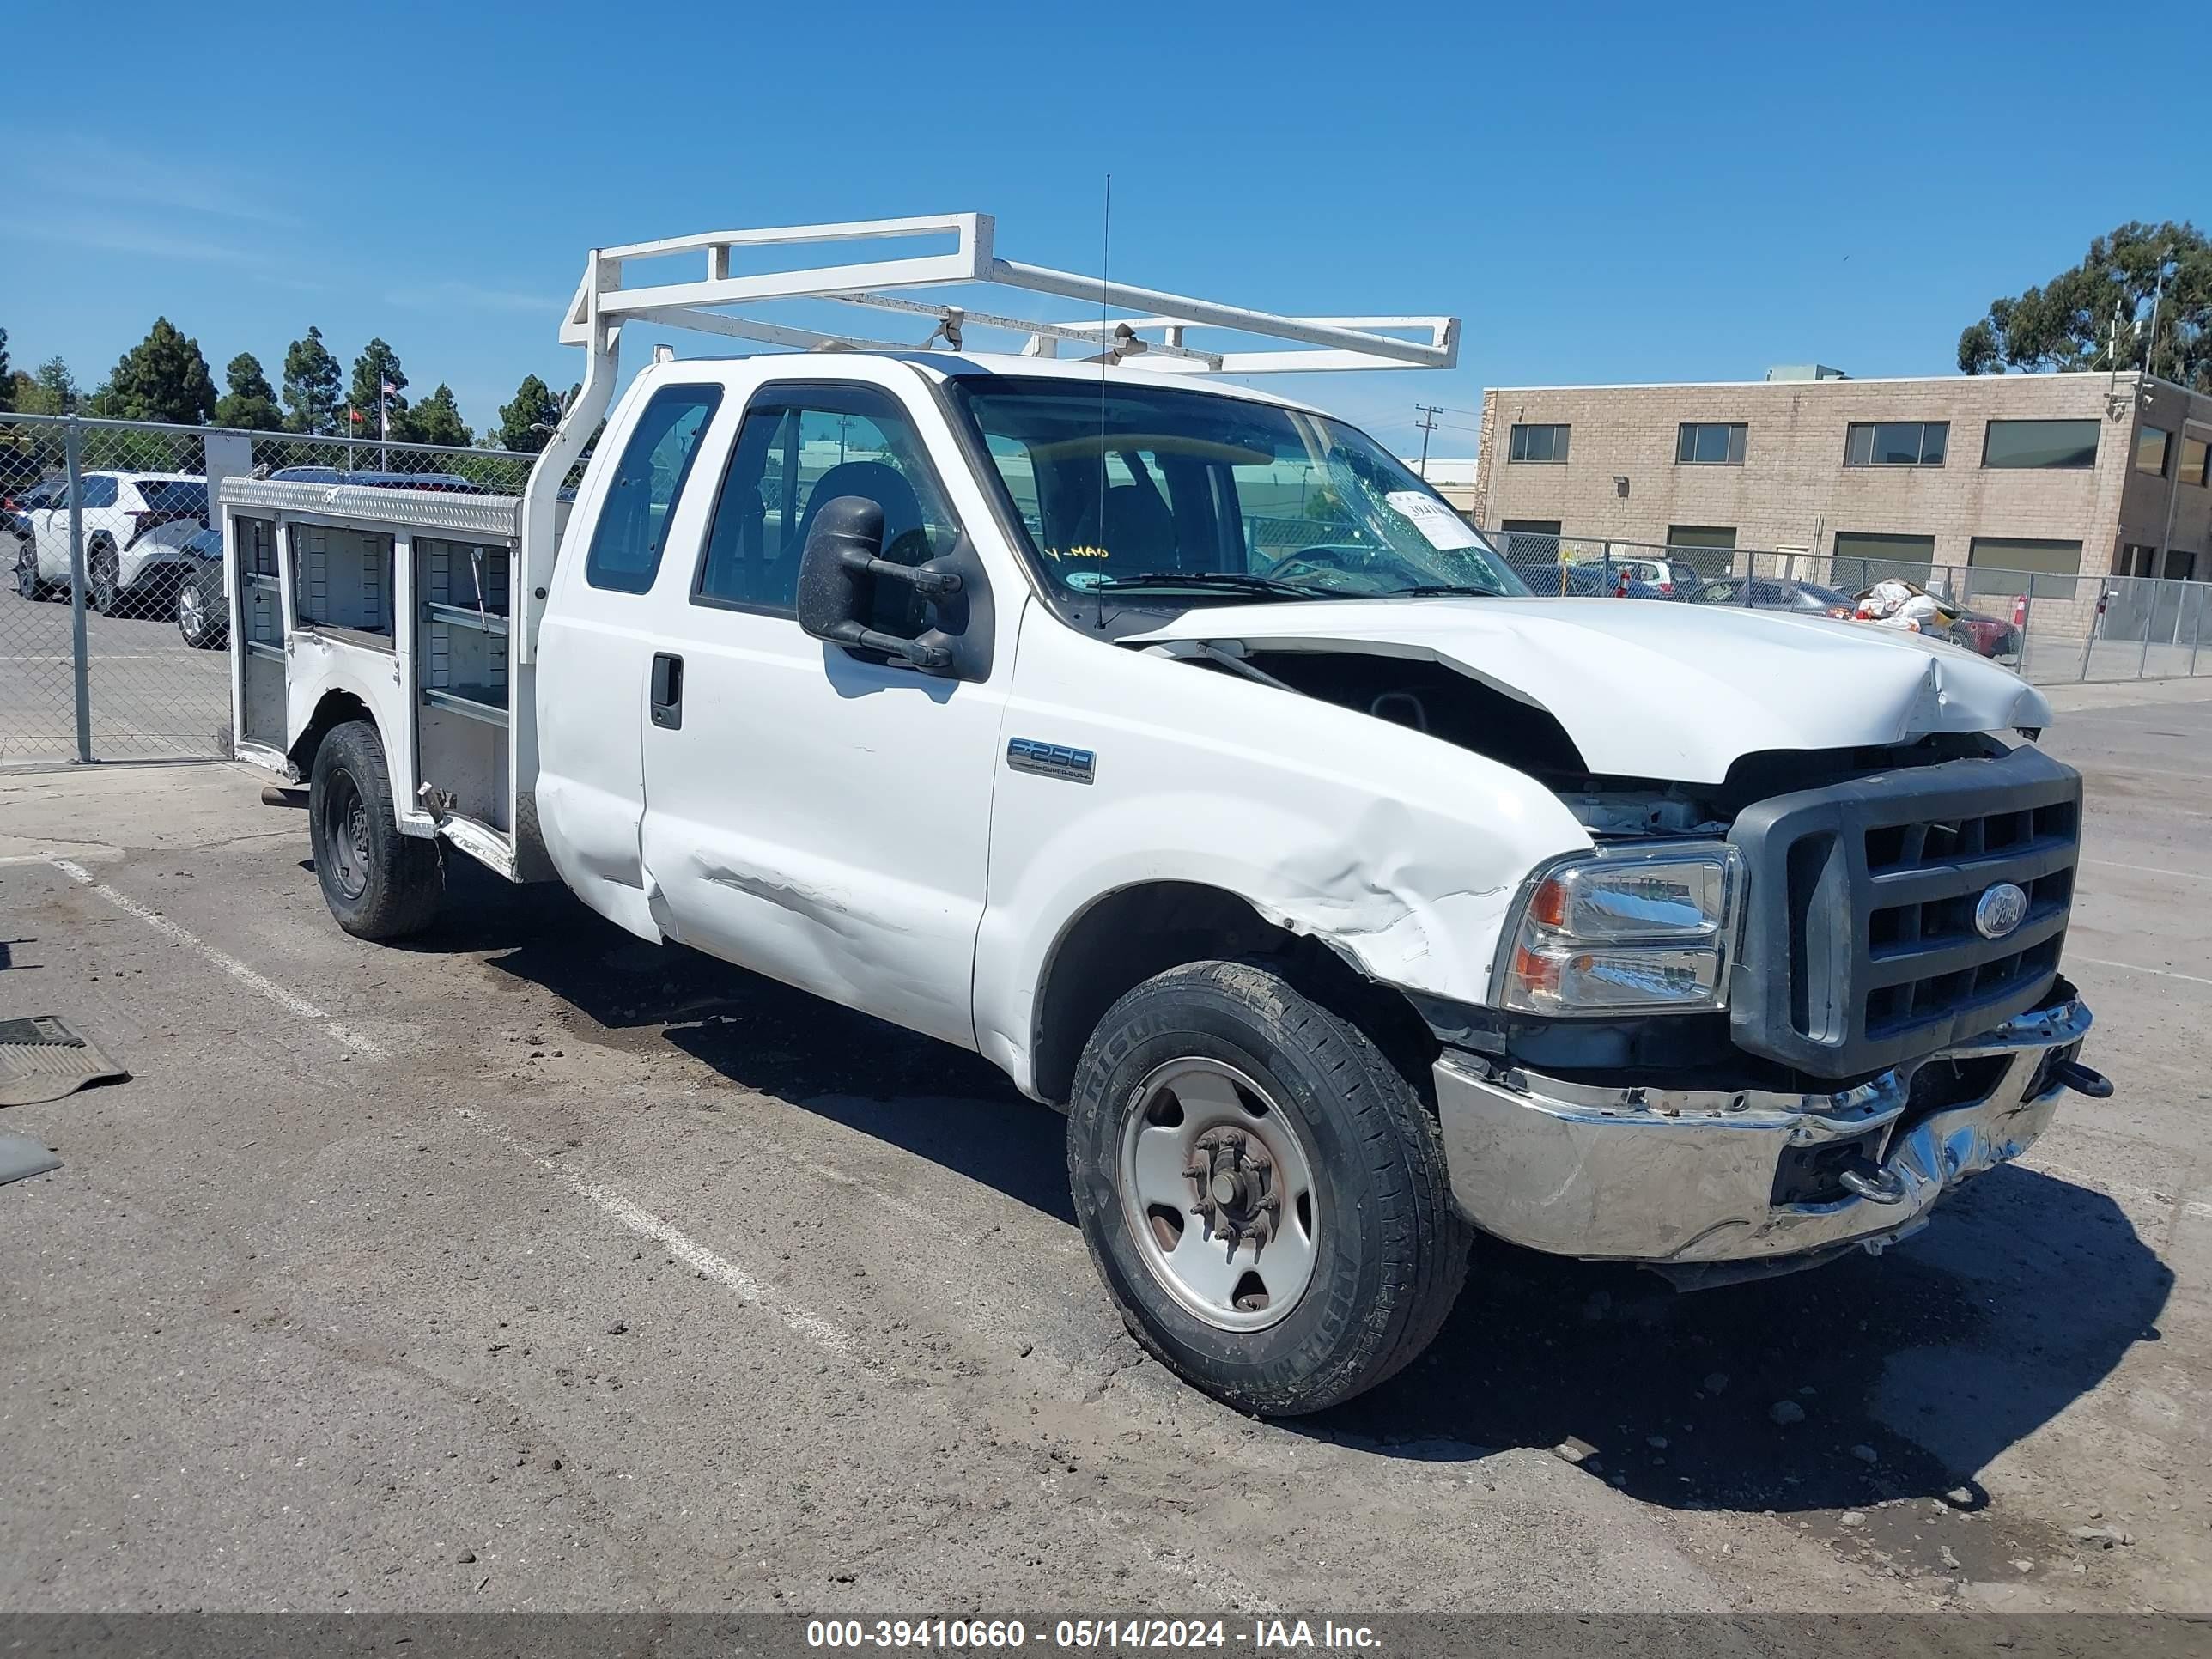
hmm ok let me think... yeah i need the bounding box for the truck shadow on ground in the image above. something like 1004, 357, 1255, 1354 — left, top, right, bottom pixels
443, 866, 1071, 1223
1316, 1165, 2171, 1517
442, 866, 2169, 1517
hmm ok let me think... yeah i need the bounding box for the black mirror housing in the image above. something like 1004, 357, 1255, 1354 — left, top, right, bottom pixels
794, 495, 994, 682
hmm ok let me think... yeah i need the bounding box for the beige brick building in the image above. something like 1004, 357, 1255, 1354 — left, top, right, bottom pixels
1468, 369, 2212, 590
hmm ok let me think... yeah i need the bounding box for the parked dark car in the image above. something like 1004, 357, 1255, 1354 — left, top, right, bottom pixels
1689, 575, 1856, 617
173, 526, 228, 649
1518, 562, 1665, 599
1949, 607, 2024, 660
6, 479, 63, 545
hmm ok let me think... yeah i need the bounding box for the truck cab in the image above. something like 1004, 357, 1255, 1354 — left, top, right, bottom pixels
225, 215, 2108, 1416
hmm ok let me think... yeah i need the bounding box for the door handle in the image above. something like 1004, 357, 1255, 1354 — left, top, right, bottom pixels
649, 652, 684, 730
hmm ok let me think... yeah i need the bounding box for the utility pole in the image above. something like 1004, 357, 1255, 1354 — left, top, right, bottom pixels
1414, 404, 1442, 479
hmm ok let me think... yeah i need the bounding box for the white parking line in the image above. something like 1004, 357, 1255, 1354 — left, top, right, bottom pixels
2071, 955, 2212, 989
455, 1109, 855, 1355
47, 857, 384, 1058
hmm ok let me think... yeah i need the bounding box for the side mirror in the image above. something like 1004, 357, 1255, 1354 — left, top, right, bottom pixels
795, 495, 981, 678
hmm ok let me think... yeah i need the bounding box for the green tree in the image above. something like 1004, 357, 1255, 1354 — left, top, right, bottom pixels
0, 328, 11, 415
282, 326, 343, 434
18, 356, 78, 416
490, 374, 561, 453
1960, 220, 2210, 391
404, 382, 470, 447
347, 338, 410, 436
214, 352, 284, 430
103, 317, 218, 424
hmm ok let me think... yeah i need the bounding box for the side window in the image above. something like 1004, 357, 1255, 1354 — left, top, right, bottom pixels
585, 384, 723, 593
79, 476, 119, 509
695, 387, 961, 621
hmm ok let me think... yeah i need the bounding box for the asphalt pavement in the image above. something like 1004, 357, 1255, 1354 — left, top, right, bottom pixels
0, 682, 2206, 1615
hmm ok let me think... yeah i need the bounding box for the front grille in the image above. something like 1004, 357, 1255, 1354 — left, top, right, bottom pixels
1728, 745, 2081, 1077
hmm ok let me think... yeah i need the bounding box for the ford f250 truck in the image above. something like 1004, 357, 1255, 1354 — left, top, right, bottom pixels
223, 215, 2111, 1414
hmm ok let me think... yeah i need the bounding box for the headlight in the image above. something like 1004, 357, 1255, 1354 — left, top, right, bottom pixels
1497, 843, 1741, 1015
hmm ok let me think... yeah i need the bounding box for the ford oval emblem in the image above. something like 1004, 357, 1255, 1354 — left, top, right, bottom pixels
1974, 881, 2029, 940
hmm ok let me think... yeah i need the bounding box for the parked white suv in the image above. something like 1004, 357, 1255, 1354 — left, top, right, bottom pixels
15, 471, 210, 615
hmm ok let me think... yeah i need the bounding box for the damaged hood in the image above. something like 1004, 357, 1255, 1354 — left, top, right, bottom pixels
1125, 596, 2053, 783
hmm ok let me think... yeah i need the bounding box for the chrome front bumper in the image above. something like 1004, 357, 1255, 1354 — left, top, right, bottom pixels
1432, 997, 2098, 1267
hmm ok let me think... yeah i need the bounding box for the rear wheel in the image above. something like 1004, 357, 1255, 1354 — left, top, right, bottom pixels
1067, 958, 1470, 1416
309, 720, 444, 940
87, 542, 121, 617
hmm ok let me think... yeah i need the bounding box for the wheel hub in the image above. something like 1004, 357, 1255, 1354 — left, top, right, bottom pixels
1117, 1057, 1319, 1333
1187, 1129, 1281, 1261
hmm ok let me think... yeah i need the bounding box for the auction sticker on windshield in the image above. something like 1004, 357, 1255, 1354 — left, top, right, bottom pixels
1385, 490, 1480, 550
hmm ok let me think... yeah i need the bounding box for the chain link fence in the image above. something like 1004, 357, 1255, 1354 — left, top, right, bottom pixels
1, 412, 540, 769
1482, 529, 2210, 686
4, 416, 2205, 771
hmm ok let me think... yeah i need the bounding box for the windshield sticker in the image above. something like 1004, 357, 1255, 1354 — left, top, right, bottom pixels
1065, 569, 1108, 590
1386, 491, 1480, 550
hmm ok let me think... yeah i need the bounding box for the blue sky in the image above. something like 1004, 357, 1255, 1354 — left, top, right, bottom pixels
3, 0, 2191, 453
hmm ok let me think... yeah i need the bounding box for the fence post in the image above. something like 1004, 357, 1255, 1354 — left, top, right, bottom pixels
2191, 586, 2204, 678
2139, 580, 2155, 679
64, 416, 92, 764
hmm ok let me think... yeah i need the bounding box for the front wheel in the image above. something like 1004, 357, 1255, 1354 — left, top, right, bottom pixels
12, 539, 46, 601
308, 719, 444, 939
1067, 959, 1470, 1416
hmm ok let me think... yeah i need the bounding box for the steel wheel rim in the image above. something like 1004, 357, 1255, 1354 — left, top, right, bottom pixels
178, 581, 204, 637
1118, 1056, 1320, 1334
92, 551, 116, 612
319, 769, 371, 901
13, 545, 32, 597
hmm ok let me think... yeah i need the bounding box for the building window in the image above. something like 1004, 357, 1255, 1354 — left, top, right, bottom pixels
2183, 433, 2210, 488
1968, 536, 2082, 599
1675, 422, 1747, 465
2136, 426, 2172, 477
1832, 531, 1936, 587
1667, 526, 1736, 550
1844, 422, 1948, 467
1982, 419, 2099, 469
1508, 423, 1570, 464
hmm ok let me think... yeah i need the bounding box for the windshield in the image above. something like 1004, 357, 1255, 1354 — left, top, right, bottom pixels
950, 376, 1526, 603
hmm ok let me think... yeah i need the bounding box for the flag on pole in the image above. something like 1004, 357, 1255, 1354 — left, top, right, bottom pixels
348, 408, 363, 425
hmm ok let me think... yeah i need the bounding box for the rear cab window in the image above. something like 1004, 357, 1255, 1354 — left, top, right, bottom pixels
585, 383, 725, 593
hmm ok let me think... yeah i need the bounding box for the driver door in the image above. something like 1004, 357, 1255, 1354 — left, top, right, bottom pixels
636, 380, 1009, 1049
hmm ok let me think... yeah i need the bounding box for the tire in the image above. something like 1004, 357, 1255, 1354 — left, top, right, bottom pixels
308, 720, 444, 940
87, 541, 121, 617
1066, 958, 1471, 1417
175, 565, 226, 648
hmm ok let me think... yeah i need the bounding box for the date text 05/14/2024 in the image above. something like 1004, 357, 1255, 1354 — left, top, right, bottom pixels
805, 1619, 1382, 1650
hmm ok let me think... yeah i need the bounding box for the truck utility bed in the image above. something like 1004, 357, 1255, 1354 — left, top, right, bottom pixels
220, 477, 559, 881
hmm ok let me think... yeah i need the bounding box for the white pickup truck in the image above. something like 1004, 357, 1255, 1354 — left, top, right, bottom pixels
224, 215, 2109, 1414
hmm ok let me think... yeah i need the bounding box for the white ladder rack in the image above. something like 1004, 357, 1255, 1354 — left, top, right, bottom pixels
554, 212, 1457, 375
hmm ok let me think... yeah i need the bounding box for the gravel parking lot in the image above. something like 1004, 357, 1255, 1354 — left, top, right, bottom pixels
0, 681, 2206, 1617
